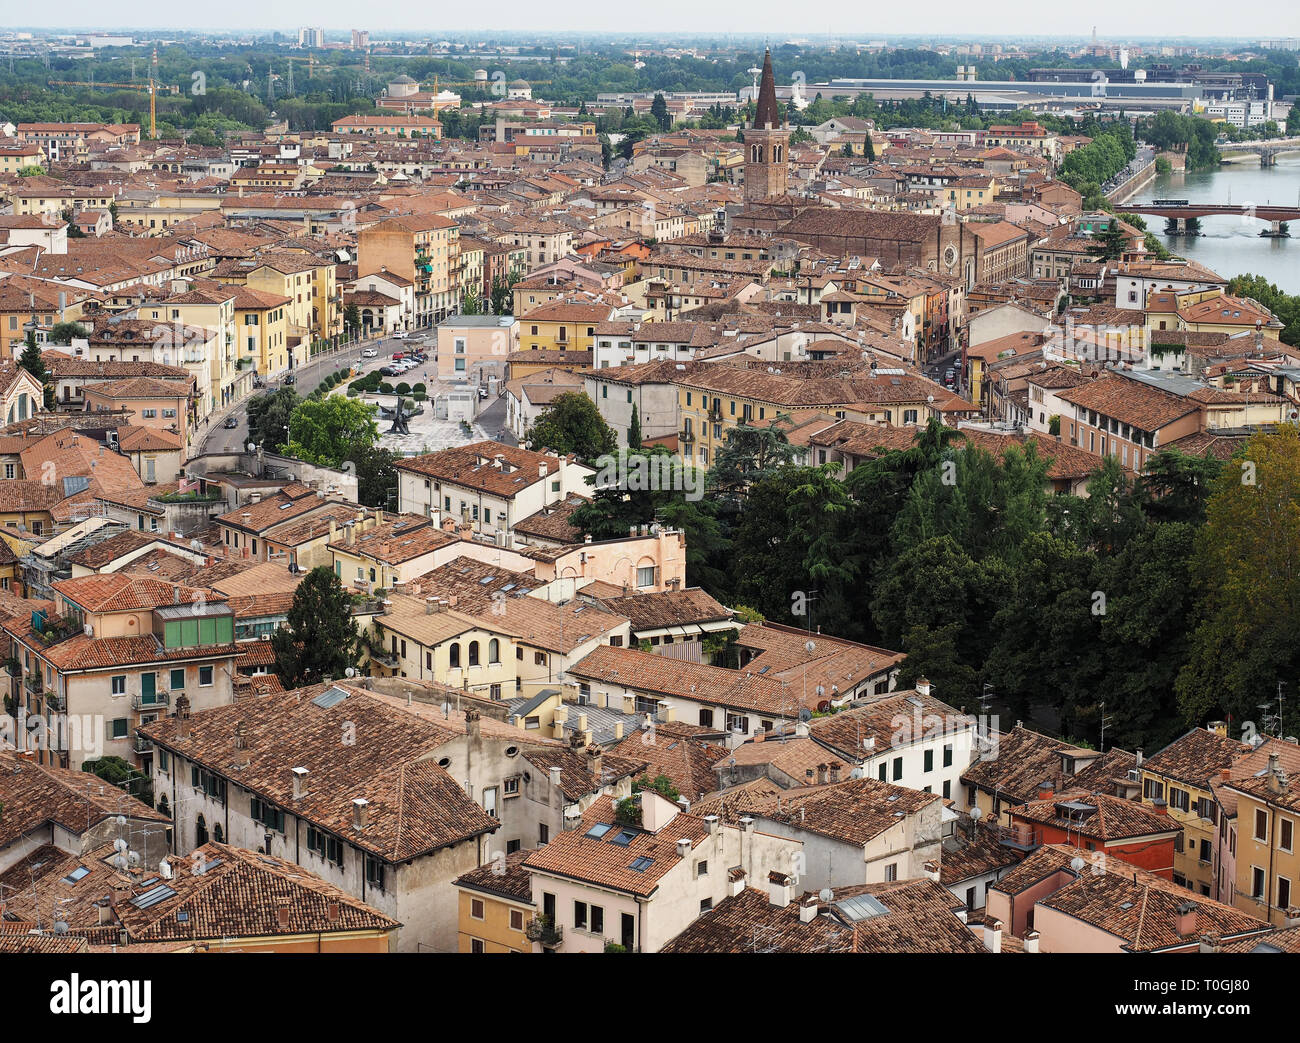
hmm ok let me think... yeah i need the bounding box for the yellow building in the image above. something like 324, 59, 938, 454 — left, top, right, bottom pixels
1223, 750, 1300, 926
0, 144, 46, 174
230, 285, 293, 378
1140, 725, 1251, 896
454, 852, 536, 953
518, 301, 616, 352
141, 285, 250, 410
213, 252, 340, 356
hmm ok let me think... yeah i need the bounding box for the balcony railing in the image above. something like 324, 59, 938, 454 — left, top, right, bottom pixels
679, 427, 696, 442
133, 692, 171, 711
24, 675, 44, 696
525, 916, 563, 947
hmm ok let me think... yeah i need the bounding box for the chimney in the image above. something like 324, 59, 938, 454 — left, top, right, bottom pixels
585, 743, 603, 778
233, 721, 247, 750
739, 816, 755, 833
676, 838, 692, 858
816, 763, 829, 785
465, 709, 482, 742
276, 901, 290, 928
915, 676, 931, 698
1037, 780, 1055, 801
1153, 797, 1168, 816
425, 597, 438, 615
729, 867, 746, 897
799, 895, 819, 924
1175, 900, 1197, 938
327, 901, 340, 923
1023, 929, 1040, 954
829, 763, 842, 784
704, 813, 720, 836
1268, 753, 1286, 794
983, 918, 1003, 953
795, 719, 809, 738
768, 870, 792, 908
1284, 907, 1300, 929
922, 859, 940, 883
292, 766, 309, 800
351, 797, 369, 831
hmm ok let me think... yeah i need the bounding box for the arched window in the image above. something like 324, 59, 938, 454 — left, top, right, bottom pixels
750, 144, 763, 164
449, 643, 461, 668
196, 814, 208, 848
488, 639, 500, 664
773, 144, 783, 163
213, 823, 224, 844
468, 641, 480, 667
157, 794, 170, 818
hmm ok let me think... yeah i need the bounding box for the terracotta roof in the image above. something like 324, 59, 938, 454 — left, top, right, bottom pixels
454, 848, 535, 904
1010, 787, 1178, 842
394, 440, 579, 498
139, 685, 499, 862
661, 877, 987, 953
0, 750, 168, 851
994, 845, 1270, 952
607, 722, 730, 802
1143, 727, 1252, 790
523, 793, 708, 898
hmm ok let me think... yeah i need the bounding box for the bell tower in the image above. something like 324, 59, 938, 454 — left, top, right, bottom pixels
744, 49, 789, 203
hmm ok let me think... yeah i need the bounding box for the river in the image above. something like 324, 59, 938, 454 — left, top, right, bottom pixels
1130, 154, 1300, 292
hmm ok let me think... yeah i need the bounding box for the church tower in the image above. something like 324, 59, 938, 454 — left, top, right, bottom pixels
744, 49, 789, 203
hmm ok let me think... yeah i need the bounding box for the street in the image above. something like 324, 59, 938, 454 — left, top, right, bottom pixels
197, 332, 435, 456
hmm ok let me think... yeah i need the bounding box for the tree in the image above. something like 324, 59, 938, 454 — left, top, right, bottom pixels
343, 303, 362, 334
83, 756, 153, 807
1088, 220, 1129, 261
271, 565, 360, 687
651, 92, 671, 132
247, 387, 300, 450
352, 442, 401, 509
708, 422, 799, 498
285, 395, 379, 467
17, 331, 52, 410
1176, 428, 1300, 734
524, 391, 616, 460
48, 321, 87, 345
627, 404, 642, 449
18, 333, 48, 385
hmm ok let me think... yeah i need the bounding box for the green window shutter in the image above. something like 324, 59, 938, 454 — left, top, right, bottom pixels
217, 617, 233, 643
199, 618, 217, 646
171, 668, 185, 690
181, 619, 199, 647
165, 621, 181, 647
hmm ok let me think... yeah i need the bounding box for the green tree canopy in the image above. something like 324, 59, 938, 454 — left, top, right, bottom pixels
271, 565, 361, 687
285, 395, 379, 467
524, 391, 617, 460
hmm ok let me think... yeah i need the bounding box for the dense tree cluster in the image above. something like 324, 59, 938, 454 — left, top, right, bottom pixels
571, 419, 1300, 751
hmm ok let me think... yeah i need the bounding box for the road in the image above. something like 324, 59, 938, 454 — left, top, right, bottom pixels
197, 332, 435, 456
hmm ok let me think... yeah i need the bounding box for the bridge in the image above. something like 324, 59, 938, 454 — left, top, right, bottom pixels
1217, 137, 1300, 166
1121, 201, 1300, 234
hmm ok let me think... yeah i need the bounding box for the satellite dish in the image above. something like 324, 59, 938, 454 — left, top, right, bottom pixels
1070, 856, 1086, 873
115, 816, 127, 826
53, 922, 69, 935
818, 887, 834, 903
970, 806, 983, 821
345, 667, 356, 678
815, 685, 825, 698
849, 766, 864, 780
128, 851, 141, 866
798, 708, 812, 722
113, 838, 128, 852
247, 442, 257, 454
805, 641, 816, 654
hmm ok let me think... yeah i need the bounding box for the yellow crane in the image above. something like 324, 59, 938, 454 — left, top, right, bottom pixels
47, 78, 178, 138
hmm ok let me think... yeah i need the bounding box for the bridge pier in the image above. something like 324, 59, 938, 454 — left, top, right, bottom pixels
1175, 218, 1186, 233
1260, 151, 1276, 168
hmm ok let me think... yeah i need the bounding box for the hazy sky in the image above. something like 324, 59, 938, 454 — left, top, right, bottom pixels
13, 2, 1297, 39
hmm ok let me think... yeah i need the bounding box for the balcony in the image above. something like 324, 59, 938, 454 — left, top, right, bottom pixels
133, 692, 171, 711
24, 675, 44, 697
525, 916, 563, 947
133, 735, 152, 754
679, 427, 696, 443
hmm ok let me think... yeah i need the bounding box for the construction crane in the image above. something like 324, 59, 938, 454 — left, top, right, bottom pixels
47, 78, 178, 137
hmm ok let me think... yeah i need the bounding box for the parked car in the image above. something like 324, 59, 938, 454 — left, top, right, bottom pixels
223, 414, 239, 429
361, 347, 379, 358
391, 351, 405, 361
477, 386, 489, 399
391, 331, 407, 340
283, 373, 295, 385
379, 365, 401, 377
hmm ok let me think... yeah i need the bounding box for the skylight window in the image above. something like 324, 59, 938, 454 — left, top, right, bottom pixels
609, 829, 637, 846
61, 866, 90, 884
585, 823, 613, 839
629, 856, 654, 872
